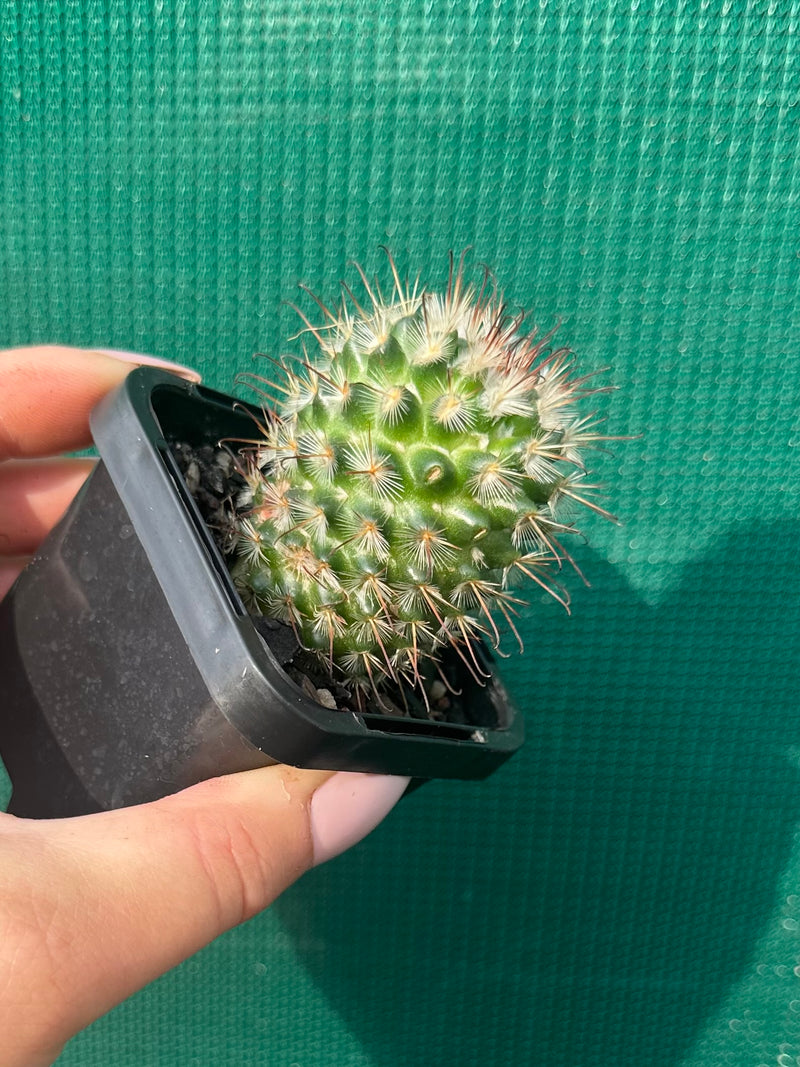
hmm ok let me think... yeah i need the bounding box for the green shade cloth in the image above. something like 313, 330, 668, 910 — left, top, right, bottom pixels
2, 1, 800, 1063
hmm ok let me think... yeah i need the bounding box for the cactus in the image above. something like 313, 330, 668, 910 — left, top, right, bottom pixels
231, 253, 616, 705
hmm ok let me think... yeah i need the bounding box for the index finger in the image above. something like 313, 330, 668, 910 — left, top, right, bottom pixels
0, 347, 199, 460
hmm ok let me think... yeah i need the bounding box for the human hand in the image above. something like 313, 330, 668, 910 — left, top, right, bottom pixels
0, 347, 408, 1067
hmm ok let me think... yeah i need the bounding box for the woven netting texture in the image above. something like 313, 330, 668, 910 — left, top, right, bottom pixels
1, 2, 800, 1064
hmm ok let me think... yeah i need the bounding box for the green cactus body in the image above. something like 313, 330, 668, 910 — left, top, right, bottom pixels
232, 257, 615, 698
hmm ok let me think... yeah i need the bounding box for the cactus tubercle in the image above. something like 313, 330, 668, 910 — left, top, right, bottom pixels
230, 253, 620, 704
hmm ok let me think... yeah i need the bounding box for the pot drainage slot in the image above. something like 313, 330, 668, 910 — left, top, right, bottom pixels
361, 716, 492, 741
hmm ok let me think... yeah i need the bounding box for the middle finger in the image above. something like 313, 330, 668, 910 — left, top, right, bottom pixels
0, 457, 95, 554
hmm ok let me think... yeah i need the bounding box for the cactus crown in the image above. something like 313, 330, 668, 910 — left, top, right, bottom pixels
231, 253, 617, 707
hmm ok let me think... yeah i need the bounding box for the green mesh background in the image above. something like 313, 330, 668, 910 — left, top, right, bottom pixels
2, 1, 800, 1063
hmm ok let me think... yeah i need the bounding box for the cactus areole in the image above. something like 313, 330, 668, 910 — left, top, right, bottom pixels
230, 254, 616, 709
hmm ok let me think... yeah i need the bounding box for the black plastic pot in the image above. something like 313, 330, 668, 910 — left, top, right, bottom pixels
0, 368, 523, 818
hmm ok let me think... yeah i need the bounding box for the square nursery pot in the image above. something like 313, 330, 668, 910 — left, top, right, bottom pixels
0, 368, 523, 819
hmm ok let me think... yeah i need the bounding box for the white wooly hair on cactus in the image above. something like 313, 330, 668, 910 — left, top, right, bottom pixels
230, 252, 619, 700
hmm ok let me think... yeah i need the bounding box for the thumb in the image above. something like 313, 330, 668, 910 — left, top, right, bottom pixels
1, 765, 408, 1064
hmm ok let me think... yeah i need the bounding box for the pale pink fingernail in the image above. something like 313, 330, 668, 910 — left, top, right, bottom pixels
310, 772, 410, 866
91, 348, 202, 383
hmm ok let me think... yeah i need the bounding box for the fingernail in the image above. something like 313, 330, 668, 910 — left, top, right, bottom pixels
91, 348, 202, 383
310, 772, 410, 866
